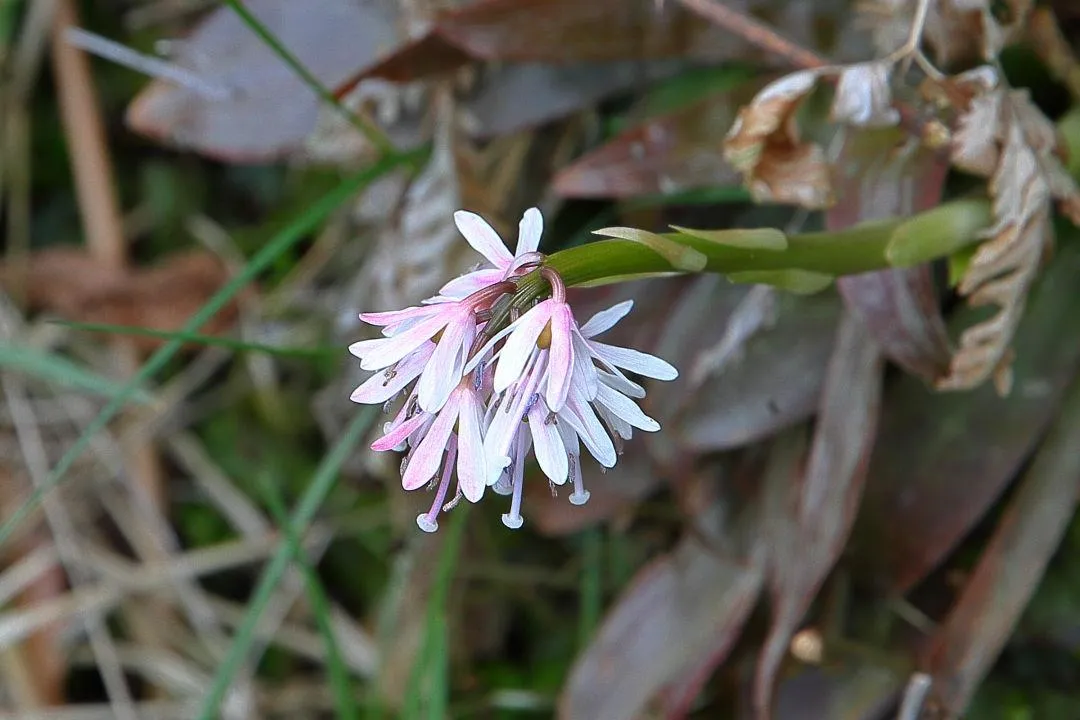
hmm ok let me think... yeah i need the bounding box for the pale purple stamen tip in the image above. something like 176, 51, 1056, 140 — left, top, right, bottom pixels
419, 437, 457, 532
502, 475, 525, 529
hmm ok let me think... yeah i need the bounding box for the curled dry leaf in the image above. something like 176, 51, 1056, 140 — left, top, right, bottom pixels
919, 371, 1080, 717
940, 67, 1080, 392
724, 62, 901, 209
724, 69, 835, 209
830, 61, 900, 128
0, 248, 241, 352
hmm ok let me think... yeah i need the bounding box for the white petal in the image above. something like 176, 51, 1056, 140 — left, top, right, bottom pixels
589, 341, 678, 380
528, 401, 568, 485
579, 300, 633, 338
371, 412, 429, 452
493, 301, 554, 392
597, 403, 634, 440
454, 210, 514, 268
598, 369, 645, 399
596, 383, 659, 432
417, 314, 473, 413
570, 329, 599, 401
560, 396, 617, 468
516, 207, 543, 256
350, 342, 434, 404
455, 390, 486, 502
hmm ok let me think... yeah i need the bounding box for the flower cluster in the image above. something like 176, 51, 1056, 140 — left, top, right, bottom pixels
349, 209, 677, 532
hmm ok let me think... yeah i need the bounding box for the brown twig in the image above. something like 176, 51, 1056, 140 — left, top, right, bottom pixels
677, 0, 827, 70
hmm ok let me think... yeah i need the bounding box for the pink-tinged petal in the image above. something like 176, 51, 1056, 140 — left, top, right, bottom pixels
455, 389, 486, 502
350, 314, 448, 371
560, 396, 617, 467
438, 268, 504, 299
417, 314, 473, 413
528, 400, 568, 485
454, 210, 514, 268
544, 304, 575, 411
588, 341, 679, 380
494, 301, 555, 392
372, 412, 430, 452
596, 383, 659, 432
402, 396, 460, 490
359, 304, 439, 328
516, 207, 543, 256
570, 330, 599, 401
350, 342, 434, 404
579, 300, 634, 338
599, 370, 645, 399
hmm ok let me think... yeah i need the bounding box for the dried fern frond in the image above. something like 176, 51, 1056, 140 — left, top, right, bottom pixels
939, 69, 1080, 392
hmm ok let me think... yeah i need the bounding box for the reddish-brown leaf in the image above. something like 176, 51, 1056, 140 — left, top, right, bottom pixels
828, 129, 951, 384
1, 249, 242, 352
918, 373, 1080, 717
666, 284, 840, 455
754, 314, 883, 719
552, 90, 747, 198
853, 236, 1080, 594
559, 496, 765, 720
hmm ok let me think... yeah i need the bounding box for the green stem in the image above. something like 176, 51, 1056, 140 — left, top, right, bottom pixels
546, 198, 993, 288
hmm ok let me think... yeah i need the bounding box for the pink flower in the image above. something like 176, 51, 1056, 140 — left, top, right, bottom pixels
348, 207, 680, 533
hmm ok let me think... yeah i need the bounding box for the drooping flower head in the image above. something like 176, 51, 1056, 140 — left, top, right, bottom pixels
349, 208, 677, 532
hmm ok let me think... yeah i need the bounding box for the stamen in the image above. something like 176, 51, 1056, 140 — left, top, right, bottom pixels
381, 366, 397, 386
545, 411, 558, 426
473, 367, 484, 391
443, 488, 464, 512
524, 393, 540, 416
417, 436, 457, 533
569, 454, 590, 505
502, 474, 525, 529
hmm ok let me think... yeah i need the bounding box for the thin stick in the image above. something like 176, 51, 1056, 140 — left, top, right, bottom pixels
677, 0, 827, 70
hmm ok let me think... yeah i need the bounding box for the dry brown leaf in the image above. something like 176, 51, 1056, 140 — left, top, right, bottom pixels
0, 248, 241, 352
725, 61, 904, 209
829, 61, 900, 128
724, 69, 835, 209
940, 68, 1080, 391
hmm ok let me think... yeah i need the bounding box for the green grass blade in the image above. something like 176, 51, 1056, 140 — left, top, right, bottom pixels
50, 320, 336, 359
222, 0, 393, 154
0, 345, 153, 404
196, 407, 378, 718
0, 151, 419, 550
402, 506, 468, 719
256, 470, 359, 720
425, 616, 449, 720
579, 527, 602, 648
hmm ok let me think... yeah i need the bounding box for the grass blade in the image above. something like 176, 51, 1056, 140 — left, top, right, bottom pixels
222, 0, 392, 154
0, 345, 153, 404
51, 320, 336, 359
0, 151, 421, 550
256, 470, 359, 720
402, 507, 468, 719
196, 406, 378, 718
